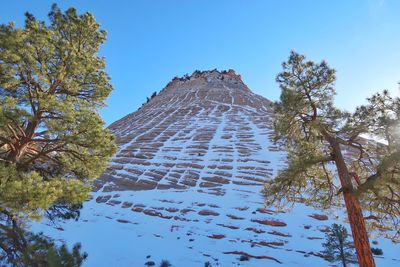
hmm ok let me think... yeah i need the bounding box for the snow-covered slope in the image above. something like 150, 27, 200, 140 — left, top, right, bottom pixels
35, 70, 399, 266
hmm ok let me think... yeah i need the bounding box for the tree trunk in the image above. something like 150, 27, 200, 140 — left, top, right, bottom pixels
342, 191, 375, 267
6, 142, 28, 164
342, 257, 348, 267
339, 236, 347, 267
331, 140, 376, 267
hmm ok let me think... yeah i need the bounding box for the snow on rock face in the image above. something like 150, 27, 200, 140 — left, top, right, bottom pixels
35, 70, 399, 267
96, 69, 274, 193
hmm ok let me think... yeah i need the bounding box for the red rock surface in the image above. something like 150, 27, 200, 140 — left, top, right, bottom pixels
223, 251, 282, 263
251, 219, 287, 227
198, 209, 219, 216
308, 214, 329, 221
208, 234, 226, 239
94, 70, 273, 193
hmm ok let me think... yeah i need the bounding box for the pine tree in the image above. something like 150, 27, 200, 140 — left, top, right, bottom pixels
159, 260, 172, 267
0, 5, 117, 219
263, 51, 400, 267
0, 214, 87, 266
322, 224, 356, 267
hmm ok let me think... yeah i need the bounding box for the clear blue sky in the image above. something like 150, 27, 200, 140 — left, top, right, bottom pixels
2, 1, 400, 125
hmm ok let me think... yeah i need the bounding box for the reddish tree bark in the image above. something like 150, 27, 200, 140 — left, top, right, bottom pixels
343, 191, 375, 267
331, 140, 376, 267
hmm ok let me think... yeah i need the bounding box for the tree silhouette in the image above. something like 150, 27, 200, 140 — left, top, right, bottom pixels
322, 224, 356, 267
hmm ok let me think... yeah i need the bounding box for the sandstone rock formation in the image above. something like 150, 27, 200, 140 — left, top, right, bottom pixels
95, 69, 274, 193
35, 70, 399, 267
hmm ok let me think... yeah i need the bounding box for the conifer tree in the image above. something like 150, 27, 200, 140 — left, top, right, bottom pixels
159, 260, 172, 267
0, 215, 87, 267
264, 51, 400, 267
0, 5, 117, 219
322, 224, 356, 267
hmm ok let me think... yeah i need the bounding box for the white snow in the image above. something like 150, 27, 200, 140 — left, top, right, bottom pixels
32, 72, 400, 267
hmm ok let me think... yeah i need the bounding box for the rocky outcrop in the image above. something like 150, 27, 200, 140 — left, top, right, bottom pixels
95, 69, 273, 192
